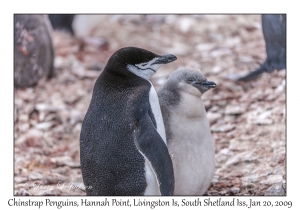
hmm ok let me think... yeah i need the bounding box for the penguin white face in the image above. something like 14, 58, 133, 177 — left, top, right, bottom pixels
127, 54, 177, 80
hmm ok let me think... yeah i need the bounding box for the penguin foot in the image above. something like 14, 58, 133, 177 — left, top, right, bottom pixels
237, 66, 265, 82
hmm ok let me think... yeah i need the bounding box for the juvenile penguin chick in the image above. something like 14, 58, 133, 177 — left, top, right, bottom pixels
158, 67, 216, 195
80, 47, 177, 196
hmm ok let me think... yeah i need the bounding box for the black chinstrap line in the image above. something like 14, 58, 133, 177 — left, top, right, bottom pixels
134, 65, 156, 73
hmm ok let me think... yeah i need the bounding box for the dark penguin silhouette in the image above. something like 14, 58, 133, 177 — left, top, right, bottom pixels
80, 47, 177, 196
239, 14, 286, 81
14, 15, 54, 88
48, 14, 75, 34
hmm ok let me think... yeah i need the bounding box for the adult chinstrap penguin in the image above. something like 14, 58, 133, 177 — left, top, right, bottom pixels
80, 47, 176, 196
158, 67, 216, 195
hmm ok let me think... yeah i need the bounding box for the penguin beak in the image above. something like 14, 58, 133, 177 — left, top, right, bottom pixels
193, 80, 217, 93
152, 54, 177, 65
201, 81, 217, 88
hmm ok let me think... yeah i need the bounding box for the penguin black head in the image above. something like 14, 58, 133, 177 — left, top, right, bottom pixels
166, 67, 217, 96
105, 47, 177, 80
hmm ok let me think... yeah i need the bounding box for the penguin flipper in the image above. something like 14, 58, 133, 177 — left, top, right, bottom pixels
134, 113, 174, 196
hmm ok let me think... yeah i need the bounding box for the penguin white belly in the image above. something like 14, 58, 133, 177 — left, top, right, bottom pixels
149, 82, 167, 143
143, 82, 167, 195
143, 159, 161, 195
168, 106, 215, 195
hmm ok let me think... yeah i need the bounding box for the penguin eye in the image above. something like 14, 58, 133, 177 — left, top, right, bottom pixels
187, 79, 195, 83
141, 63, 147, 66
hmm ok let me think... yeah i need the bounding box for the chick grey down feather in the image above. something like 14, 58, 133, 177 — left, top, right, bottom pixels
158, 67, 216, 195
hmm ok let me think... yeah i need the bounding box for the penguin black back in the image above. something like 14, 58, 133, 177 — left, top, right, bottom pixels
81, 76, 150, 195
80, 47, 176, 195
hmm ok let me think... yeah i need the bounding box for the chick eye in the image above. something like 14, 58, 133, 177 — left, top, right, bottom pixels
141, 63, 147, 66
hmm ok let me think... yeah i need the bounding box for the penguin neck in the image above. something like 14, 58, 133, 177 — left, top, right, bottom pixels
178, 90, 207, 119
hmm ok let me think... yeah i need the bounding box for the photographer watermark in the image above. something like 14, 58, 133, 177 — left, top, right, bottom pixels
19, 181, 92, 192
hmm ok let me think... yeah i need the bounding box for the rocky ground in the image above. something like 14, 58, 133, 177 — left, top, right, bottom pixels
14, 15, 286, 196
